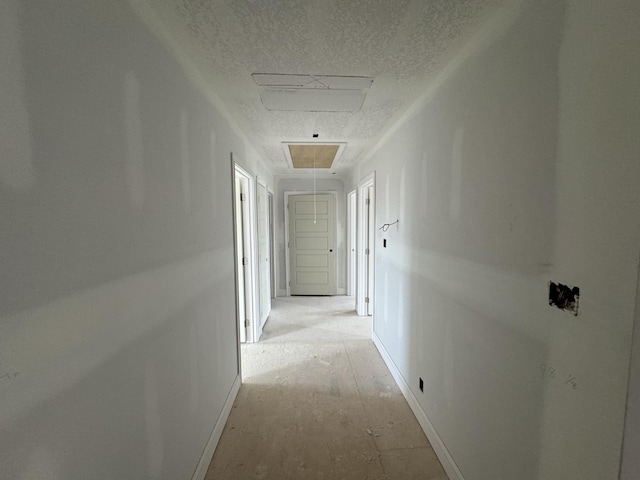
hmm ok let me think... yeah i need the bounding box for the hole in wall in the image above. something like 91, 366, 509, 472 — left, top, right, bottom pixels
548, 281, 580, 316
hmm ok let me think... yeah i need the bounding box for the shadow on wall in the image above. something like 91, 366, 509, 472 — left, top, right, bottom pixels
0, 281, 232, 479
376, 1, 565, 479
407, 0, 562, 271
0, 0, 237, 318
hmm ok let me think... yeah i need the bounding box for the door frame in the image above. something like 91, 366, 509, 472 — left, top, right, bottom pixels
268, 189, 276, 300
357, 172, 375, 316
233, 162, 259, 343
347, 189, 357, 296
256, 176, 271, 338
284, 190, 338, 297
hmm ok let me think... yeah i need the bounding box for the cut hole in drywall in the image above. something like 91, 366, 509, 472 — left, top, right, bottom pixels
548, 282, 580, 316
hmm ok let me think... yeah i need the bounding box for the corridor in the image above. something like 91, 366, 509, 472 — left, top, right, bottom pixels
206, 296, 448, 480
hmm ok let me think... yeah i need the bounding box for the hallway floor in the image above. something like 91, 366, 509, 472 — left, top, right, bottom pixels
205, 296, 448, 480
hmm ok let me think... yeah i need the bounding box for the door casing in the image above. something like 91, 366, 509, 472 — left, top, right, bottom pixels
232, 162, 259, 343
357, 172, 375, 316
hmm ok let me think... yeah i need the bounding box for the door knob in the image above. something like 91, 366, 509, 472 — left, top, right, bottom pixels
329, 249, 333, 252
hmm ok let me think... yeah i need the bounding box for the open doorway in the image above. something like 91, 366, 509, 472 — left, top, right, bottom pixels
256, 178, 272, 339
232, 162, 258, 344
268, 190, 276, 300
357, 173, 375, 316
347, 189, 357, 297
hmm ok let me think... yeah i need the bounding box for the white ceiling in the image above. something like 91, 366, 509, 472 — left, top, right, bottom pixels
139, 0, 507, 175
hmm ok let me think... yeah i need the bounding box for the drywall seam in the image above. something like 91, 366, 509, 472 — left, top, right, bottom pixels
191, 374, 241, 480
373, 332, 465, 480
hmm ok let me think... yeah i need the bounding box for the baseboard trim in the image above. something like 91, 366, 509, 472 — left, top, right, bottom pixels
191, 374, 241, 480
372, 333, 465, 480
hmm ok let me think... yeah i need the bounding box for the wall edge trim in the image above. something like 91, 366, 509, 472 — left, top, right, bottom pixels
372, 332, 465, 480
191, 374, 242, 480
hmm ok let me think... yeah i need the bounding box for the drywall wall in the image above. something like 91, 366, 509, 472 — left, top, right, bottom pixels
274, 176, 347, 296
0, 0, 264, 477
350, 0, 640, 479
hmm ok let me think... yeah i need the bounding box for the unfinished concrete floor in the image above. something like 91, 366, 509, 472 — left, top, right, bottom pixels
205, 296, 448, 480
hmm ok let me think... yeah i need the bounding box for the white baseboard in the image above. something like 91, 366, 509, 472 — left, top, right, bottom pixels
191, 374, 241, 480
372, 333, 465, 480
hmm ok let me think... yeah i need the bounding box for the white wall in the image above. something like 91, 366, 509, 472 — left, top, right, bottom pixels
0, 0, 263, 478
351, 1, 640, 479
274, 176, 347, 296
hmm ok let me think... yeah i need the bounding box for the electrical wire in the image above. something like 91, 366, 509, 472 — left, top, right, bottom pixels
379, 219, 399, 232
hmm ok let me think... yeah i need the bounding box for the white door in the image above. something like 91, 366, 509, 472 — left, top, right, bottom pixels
347, 190, 356, 296
234, 176, 249, 342
365, 186, 375, 315
257, 181, 271, 324
357, 174, 375, 316
288, 194, 336, 295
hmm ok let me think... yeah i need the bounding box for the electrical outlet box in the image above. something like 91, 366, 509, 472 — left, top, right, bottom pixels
419, 377, 424, 392
383, 238, 387, 248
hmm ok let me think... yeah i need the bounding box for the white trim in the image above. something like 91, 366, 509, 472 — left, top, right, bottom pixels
267, 189, 276, 301
277, 289, 287, 297
357, 172, 375, 316
372, 333, 465, 480
255, 177, 271, 342
337, 288, 346, 295
191, 374, 241, 480
347, 189, 357, 297
234, 163, 258, 343
284, 190, 338, 296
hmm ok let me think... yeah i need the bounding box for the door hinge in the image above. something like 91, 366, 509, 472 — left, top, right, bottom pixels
366, 198, 370, 205
244, 319, 250, 328
365, 248, 370, 255
365, 297, 370, 303
242, 257, 247, 266
240, 193, 246, 202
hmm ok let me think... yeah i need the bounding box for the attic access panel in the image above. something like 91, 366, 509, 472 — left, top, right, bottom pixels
261, 88, 365, 112
252, 74, 373, 90
253, 74, 373, 112
283, 142, 347, 171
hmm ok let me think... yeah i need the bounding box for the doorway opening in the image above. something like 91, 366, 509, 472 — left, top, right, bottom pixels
256, 178, 272, 339
357, 173, 375, 316
347, 189, 357, 297
232, 162, 258, 344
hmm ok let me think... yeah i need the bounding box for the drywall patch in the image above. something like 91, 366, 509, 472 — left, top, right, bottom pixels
548, 281, 580, 316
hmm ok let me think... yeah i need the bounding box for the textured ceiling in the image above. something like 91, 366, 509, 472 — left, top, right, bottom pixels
140, 0, 508, 174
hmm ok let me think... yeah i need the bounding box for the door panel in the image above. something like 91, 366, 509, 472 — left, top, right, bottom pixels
234, 177, 247, 343
289, 194, 335, 295
366, 186, 375, 316
257, 182, 270, 325
296, 254, 328, 268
